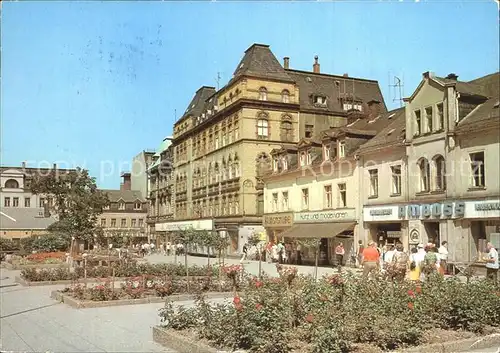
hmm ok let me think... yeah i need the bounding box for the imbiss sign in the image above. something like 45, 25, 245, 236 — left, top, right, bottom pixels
294, 209, 356, 223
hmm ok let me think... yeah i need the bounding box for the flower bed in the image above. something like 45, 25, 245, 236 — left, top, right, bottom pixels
157, 271, 500, 353
20, 263, 219, 282
51, 276, 233, 308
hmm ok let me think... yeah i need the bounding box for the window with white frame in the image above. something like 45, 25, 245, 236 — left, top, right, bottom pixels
301, 188, 309, 210
414, 110, 421, 136
433, 155, 446, 191
257, 117, 269, 138
391, 165, 402, 195
259, 87, 268, 101
323, 144, 330, 160
425, 106, 433, 133
118, 201, 125, 210
369, 169, 379, 198
134, 202, 142, 210
315, 95, 327, 105
470, 152, 485, 188
324, 185, 332, 208
281, 90, 290, 103
282, 157, 288, 171
272, 193, 278, 212
418, 158, 430, 192
436, 103, 444, 131
273, 157, 279, 172
339, 141, 345, 158
338, 183, 347, 207
299, 152, 307, 167
282, 191, 289, 211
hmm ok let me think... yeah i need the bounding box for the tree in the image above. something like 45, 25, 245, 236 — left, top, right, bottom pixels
30, 168, 109, 252
248, 232, 264, 278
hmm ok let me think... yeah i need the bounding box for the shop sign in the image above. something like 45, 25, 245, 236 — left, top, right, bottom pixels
475, 202, 500, 211
399, 202, 465, 219
294, 209, 356, 223
155, 219, 213, 232
363, 206, 400, 222
386, 231, 401, 239
263, 213, 293, 228
370, 208, 393, 216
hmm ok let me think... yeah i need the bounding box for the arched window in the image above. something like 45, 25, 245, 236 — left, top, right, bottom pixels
433, 155, 446, 191
281, 89, 290, 103
418, 158, 430, 192
259, 87, 268, 101
280, 115, 293, 142
257, 113, 269, 138
4, 179, 19, 188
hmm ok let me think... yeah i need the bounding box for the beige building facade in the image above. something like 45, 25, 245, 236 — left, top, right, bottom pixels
100, 173, 148, 244
360, 71, 500, 261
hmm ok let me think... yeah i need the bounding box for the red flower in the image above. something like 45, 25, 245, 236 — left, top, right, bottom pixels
305, 314, 314, 323
407, 290, 415, 297
235, 303, 243, 311
408, 302, 414, 310
255, 280, 263, 288
233, 296, 241, 305
255, 303, 263, 311
415, 286, 422, 294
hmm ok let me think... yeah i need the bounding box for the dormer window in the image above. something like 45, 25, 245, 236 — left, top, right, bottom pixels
299, 150, 311, 167
282, 157, 288, 171
314, 95, 327, 106
339, 141, 346, 158
343, 102, 362, 111
281, 90, 290, 103
134, 202, 142, 210
323, 144, 330, 161
118, 201, 125, 210
273, 157, 279, 172
259, 87, 268, 101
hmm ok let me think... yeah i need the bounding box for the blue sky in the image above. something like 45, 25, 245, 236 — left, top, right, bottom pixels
1, 1, 498, 189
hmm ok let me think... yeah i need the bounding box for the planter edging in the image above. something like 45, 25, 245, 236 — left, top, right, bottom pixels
153, 326, 222, 353
51, 291, 230, 309
17, 275, 216, 286
397, 333, 500, 353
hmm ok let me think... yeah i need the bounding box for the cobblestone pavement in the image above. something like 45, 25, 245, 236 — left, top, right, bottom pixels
0, 267, 228, 353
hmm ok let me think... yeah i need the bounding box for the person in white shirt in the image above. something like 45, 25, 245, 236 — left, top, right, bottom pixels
166, 242, 172, 256
485, 242, 499, 284
438, 241, 449, 274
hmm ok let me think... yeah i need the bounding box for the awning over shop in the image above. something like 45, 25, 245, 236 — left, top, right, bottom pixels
279, 222, 355, 239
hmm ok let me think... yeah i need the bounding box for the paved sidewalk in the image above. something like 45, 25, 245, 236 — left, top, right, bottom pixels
146, 253, 362, 278
0, 267, 227, 352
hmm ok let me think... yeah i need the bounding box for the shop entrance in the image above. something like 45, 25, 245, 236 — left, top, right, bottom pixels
375, 223, 402, 247
424, 221, 440, 245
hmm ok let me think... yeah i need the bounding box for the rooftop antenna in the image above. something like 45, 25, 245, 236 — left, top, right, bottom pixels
216, 72, 221, 90
389, 74, 404, 108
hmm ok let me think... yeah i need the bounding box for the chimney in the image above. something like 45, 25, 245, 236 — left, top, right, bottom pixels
121, 172, 131, 191
283, 57, 290, 69
343, 73, 349, 77
313, 55, 320, 73
446, 73, 458, 81
423, 71, 435, 79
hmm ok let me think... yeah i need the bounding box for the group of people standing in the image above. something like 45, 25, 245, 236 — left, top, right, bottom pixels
358, 240, 499, 284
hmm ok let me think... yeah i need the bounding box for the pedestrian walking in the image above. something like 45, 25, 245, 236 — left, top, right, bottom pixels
240, 243, 248, 263
166, 242, 172, 256
362, 241, 380, 279
392, 244, 409, 282
357, 240, 364, 268
422, 243, 439, 279
285, 243, 292, 264
484, 242, 499, 285
438, 241, 449, 275
408, 247, 421, 282
296, 243, 302, 265
335, 242, 345, 272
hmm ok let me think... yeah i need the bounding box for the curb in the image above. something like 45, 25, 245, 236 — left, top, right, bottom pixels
51, 291, 231, 309
153, 326, 221, 353
398, 333, 500, 353
17, 275, 216, 286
